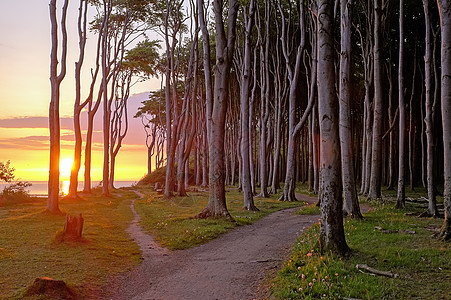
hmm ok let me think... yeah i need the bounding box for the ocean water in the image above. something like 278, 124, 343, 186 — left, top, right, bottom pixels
0, 180, 137, 196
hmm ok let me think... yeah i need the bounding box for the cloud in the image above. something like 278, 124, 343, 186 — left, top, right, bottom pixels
0, 136, 48, 150
0, 116, 74, 130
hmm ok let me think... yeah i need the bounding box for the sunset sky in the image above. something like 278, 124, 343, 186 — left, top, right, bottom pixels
0, 1, 160, 182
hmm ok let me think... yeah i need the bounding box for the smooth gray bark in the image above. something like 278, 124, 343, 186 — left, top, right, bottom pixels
339, 0, 362, 218
438, 0, 451, 240
368, 0, 383, 200
197, 0, 239, 219
278, 2, 314, 201
397, 0, 406, 208
257, 0, 270, 198
317, 0, 349, 255
239, 0, 258, 211
422, 0, 440, 217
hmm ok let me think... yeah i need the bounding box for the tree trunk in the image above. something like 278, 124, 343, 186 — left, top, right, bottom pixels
68, 0, 91, 200
422, 0, 440, 217
368, 0, 383, 200
438, 0, 451, 240
386, 59, 396, 190
317, 0, 349, 255
48, 0, 69, 213
408, 49, 418, 192
197, 0, 239, 219
257, 0, 271, 198
240, 0, 258, 211
339, 0, 362, 218
279, 2, 314, 202
101, 0, 113, 197
397, 0, 406, 208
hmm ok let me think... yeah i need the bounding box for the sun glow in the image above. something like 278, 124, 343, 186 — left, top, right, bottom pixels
61, 180, 70, 196
60, 158, 73, 179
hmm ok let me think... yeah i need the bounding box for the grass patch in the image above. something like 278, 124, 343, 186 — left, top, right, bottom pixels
0, 189, 141, 299
271, 199, 451, 299
134, 186, 304, 250
296, 204, 320, 216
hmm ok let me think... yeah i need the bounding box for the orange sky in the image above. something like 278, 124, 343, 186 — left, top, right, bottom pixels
0, 1, 160, 182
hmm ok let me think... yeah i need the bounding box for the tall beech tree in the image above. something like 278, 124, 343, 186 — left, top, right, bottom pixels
339, 0, 362, 218
397, 0, 406, 208
278, 1, 314, 202
422, 0, 439, 217
197, 0, 239, 219
317, 0, 349, 255
438, 0, 451, 240
368, 0, 383, 200
48, 0, 69, 213
68, 0, 101, 199
160, 0, 185, 198
238, 0, 258, 211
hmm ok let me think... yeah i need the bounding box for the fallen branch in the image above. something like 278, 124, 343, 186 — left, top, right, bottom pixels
356, 264, 399, 278
374, 226, 416, 234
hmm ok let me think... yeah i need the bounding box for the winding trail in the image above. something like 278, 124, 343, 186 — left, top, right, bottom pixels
126, 190, 169, 258
106, 193, 320, 300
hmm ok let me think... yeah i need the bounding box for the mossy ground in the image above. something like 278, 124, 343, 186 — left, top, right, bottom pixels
271, 188, 451, 299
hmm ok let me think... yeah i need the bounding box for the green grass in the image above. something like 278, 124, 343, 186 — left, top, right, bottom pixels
0, 189, 141, 299
271, 199, 451, 299
134, 186, 304, 250
296, 203, 320, 215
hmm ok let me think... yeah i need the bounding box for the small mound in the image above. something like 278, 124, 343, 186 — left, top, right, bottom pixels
24, 277, 77, 299
137, 166, 166, 186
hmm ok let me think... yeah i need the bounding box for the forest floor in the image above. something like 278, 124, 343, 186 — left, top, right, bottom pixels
104, 193, 322, 300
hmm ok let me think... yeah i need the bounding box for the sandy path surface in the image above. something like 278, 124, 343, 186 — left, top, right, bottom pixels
105, 193, 319, 300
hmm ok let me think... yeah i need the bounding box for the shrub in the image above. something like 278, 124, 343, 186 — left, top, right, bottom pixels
1, 181, 32, 202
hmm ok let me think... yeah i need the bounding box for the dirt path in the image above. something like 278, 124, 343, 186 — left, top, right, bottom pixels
105, 193, 320, 300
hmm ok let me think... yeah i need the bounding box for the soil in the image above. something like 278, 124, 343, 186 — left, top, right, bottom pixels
104, 193, 320, 300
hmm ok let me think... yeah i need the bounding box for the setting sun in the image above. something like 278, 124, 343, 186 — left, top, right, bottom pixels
60, 158, 73, 179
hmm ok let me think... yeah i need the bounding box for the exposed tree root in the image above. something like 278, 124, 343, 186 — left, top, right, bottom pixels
343, 210, 364, 219
243, 204, 260, 212
439, 225, 451, 241
195, 208, 234, 221
278, 193, 298, 202
418, 210, 441, 218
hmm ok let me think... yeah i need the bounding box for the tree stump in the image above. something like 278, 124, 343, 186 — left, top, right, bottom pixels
62, 213, 84, 241
24, 277, 77, 299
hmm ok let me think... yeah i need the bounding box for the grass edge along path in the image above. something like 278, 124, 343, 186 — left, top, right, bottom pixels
270, 197, 451, 299
131, 186, 305, 250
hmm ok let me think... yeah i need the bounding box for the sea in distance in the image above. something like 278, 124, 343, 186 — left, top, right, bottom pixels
0, 180, 137, 197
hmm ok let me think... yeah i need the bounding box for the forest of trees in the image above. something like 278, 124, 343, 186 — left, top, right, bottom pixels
48, 0, 451, 253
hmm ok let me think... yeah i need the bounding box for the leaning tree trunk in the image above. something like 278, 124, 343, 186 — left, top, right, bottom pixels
317, 0, 349, 255
421, 0, 440, 217
339, 0, 362, 218
368, 0, 383, 200
438, 0, 451, 240
197, 0, 239, 219
48, 0, 69, 214
397, 0, 406, 208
